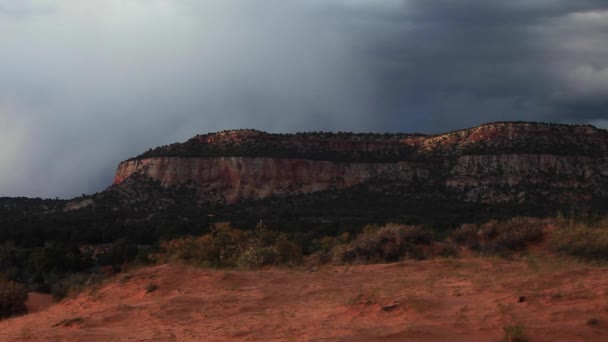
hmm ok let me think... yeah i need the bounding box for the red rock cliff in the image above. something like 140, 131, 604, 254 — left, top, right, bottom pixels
114, 157, 427, 203
112, 122, 608, 204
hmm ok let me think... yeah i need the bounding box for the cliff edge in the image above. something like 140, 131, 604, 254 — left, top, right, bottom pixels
111, 122, 608, 204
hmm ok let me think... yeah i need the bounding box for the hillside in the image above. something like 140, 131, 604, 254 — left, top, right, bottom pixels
3, 259, 608, 341
112, 122, 608, 204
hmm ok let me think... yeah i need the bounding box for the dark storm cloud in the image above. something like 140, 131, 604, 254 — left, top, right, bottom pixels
0, 0, 607, 197
325, 0, 608, 131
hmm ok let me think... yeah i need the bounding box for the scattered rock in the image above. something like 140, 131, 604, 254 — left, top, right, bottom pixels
145, 284, 159, 293
517, 296, 526, 303
52, 317, 83, 328
307, 267, 318, 273
587, 318, 600, 326
381, 303, 399, 312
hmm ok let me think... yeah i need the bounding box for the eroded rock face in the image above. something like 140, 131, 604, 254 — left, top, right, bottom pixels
112, 122, 608, 204
114, 157, 428, 203
448, 154, 608, 203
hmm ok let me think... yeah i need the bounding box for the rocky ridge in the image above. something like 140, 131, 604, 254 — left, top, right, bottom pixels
112, 122, 608, 205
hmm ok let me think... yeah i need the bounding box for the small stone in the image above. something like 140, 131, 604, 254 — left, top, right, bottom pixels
517, 296, 526, 303
587, 318, 600, 326
145, 284, 159, 293
381, 303, 399, 312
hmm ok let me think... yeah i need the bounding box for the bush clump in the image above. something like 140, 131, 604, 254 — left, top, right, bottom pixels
450, 217, 544, 255
236, 246, 279, 269
151, 223, 302, 269
50, 273, 100, 300
331, 224, 432, 264
549, 224, 608, 260
0, 279, 28, 319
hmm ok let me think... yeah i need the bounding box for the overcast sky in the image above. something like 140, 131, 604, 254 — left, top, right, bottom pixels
1, 0, 608, 198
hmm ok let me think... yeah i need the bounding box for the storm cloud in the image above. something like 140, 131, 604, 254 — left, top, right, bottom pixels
1, 0, 607, 197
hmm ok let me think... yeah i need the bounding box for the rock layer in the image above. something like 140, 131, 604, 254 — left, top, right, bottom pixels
112, 122, 608, 204
114, 157, 427, 203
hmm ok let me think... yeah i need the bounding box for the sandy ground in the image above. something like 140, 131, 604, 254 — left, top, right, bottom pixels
25, 293, 55, 313
2, 257, 608, 341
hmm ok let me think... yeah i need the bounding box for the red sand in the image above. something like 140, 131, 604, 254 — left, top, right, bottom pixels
2, 257, 608, 341
25, 293, 55, 314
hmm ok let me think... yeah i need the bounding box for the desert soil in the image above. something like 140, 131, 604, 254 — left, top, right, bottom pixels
2, 257, 608, 341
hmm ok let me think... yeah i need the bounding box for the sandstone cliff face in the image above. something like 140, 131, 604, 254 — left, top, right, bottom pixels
114, 157, 428, 203
112, 122, 608, 204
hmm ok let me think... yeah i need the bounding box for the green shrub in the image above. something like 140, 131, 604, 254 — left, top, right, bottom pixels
331, 224, 432, 264
151, 223, 303, 268
437, 242, 460, 258
254, 224, 280, 247
450, 224, 480, 249
450, 217, 544, 255
236, 246, 278, 269
550, 224, 608, 260
305, 251, 332, 268
150, 223, 249, 267
0, 279, 28, 319
151, 235, 218, 267
97, 238, 138, 272
311, 233, 351, 254
50, 273, 100, 300
274, 239, 303, 265
483, 218, 544, 251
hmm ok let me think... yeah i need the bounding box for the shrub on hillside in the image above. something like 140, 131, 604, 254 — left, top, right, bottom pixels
97, 238, 139, 272
0, 279, 28, 319
274, 239, 303, 265
483, 217, 544, 252
150, 223, 303, 269
150, 235, 221, 267
150, 223, 250, 267
549, 224, 608, 260
449, 217, 544, 254
331, 224, 433, 264
310, 233, 351, 254
236, 246, 278, 269
50, 273, 102, 300
436, 241, 460, 258
450, 224, 480, 249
